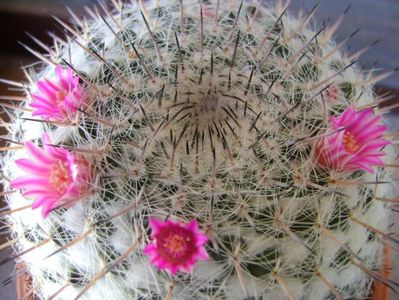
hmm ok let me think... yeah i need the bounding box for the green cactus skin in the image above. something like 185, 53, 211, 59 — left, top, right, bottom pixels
1, 0, 396, 299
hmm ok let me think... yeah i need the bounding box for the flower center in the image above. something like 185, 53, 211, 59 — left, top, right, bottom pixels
343, 131, 359, 153
162, 233, 190, 257
55, 91, 67, 104
49, 160, 72, 193
156, 226, 195, 263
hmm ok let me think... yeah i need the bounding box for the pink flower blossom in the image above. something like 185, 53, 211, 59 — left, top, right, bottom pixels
11, 134, 91, 217
31, 65, 84, 121
315, 107, 390, 173
143, 218, 209, 275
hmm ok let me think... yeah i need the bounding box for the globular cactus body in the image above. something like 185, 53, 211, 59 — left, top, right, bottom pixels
0, 0, 396, 299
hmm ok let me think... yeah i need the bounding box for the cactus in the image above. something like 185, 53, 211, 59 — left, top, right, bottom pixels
1, 0, 397, 299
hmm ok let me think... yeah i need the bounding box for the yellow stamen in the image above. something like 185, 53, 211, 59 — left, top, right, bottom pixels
49, 160, 71, 192
55, 91, 67, 103
163, 234, 188, 255
343, 132, 359, 153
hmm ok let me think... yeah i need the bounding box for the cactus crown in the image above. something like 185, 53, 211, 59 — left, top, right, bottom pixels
0, 0, 396, 299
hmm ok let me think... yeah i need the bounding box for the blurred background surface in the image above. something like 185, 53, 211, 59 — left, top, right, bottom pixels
0, 0, 398, 299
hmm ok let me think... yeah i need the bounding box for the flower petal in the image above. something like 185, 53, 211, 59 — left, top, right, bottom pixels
15, 158, 50, 174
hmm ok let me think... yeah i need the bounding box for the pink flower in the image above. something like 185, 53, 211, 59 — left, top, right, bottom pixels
143, 218, 209, 275
11, 134, 91, 217
315, 107, 390, 173
31, 65, 84, 121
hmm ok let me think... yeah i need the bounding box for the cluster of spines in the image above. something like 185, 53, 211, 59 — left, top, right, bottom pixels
0, 0, 398, 299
